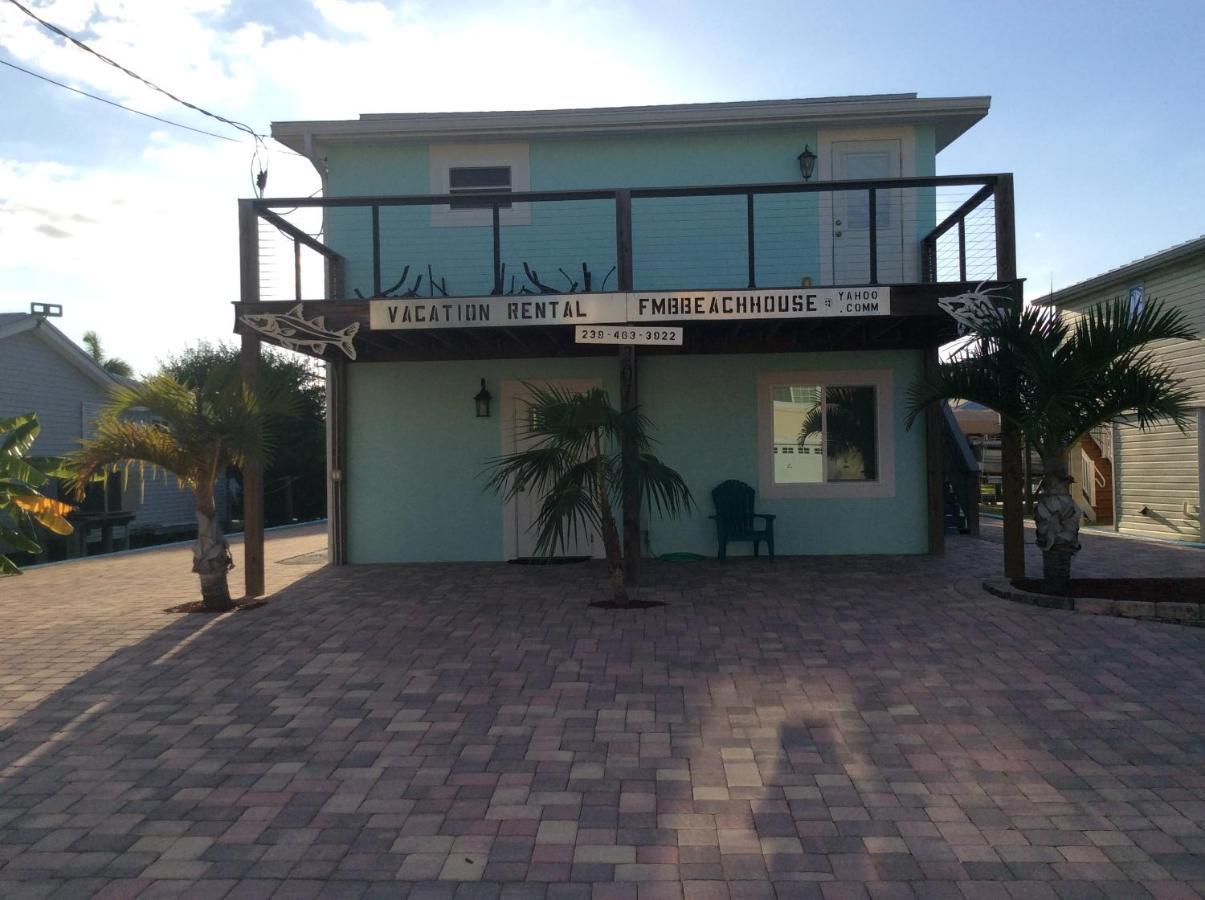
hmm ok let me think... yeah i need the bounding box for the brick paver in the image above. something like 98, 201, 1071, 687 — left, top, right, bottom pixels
0, 523, 1202, 898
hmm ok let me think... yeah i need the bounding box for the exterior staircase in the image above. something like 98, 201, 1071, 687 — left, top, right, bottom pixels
1075, 432, 1114, 525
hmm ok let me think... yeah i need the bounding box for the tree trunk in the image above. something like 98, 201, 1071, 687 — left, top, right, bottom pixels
193, 504, 234, 610
1033, 454, 1081, 594
596, 481, 628, 607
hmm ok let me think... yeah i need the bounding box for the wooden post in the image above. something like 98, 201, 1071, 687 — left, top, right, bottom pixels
994, 175, 1025, 579
924, 345, 945, 555
614, 190, 640, 586
238, 199, 266, 597
327, 357, 349, 565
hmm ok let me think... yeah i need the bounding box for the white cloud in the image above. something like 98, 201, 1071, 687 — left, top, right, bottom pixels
0, 0, 717, 369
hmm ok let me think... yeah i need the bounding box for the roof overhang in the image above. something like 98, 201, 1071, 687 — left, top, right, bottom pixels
273, 93, 991, 158
1036, 235, 1205, 307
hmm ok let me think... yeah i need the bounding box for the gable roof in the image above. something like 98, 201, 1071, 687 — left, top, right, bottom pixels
274, 93, 991, 156
0, 313, 125, 390
1036, 235, 1205, 307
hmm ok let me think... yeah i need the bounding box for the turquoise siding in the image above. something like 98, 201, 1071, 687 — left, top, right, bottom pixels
345, 356, 619, 563
321, 126, 942, 300
344, 349, 928, 562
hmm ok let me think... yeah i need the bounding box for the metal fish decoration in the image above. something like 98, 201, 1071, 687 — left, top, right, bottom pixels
240, 304, 359, 360
937, 282, 1011, 335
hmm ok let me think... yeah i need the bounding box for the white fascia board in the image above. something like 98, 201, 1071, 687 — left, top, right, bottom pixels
273, 94, 990, 155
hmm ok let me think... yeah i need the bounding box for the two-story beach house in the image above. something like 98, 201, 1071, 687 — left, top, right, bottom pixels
232, 93, 1024, 591
1040, 236, 1205, 543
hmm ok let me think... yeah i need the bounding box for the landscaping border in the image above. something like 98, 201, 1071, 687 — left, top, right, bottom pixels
982, 579, 1203, 626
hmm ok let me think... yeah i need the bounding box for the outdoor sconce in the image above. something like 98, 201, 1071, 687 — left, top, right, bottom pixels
474, 378, 492, 418
797, 144, 817, 182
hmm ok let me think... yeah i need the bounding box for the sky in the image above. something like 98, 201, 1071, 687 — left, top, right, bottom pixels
1, 0, 1203, 373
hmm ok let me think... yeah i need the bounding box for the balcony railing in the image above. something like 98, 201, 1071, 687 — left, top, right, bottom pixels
241, 173, 1012, 305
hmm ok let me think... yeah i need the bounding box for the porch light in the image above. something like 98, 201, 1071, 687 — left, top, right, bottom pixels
797, 145, 817, 181
474, 378, 492, 418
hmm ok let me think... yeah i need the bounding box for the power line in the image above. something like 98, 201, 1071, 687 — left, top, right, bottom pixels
0, 55, 241, 143
5, 0, 265, 143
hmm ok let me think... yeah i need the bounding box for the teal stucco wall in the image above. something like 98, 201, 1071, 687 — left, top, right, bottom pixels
321, 125, 934, 301
344, 349, 929, 563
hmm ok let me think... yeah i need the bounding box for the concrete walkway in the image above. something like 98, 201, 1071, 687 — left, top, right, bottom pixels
0, 525, 1202, 899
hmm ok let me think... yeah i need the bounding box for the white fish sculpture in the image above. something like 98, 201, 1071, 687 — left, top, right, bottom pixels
937, 282, 1012, 335
240, 304, 359, 360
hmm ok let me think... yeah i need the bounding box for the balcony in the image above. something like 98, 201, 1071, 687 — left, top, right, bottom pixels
235, 173, 1018, 361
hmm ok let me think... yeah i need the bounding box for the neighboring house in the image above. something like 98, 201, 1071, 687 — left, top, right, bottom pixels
235, 93, 1018, 564
1039, 235, 1205, 542
0, 310, 207, 557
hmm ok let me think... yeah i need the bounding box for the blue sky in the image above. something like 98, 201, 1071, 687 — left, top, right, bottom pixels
1, 0, 1203, 371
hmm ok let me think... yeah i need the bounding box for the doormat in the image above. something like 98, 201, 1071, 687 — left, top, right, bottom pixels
507, 556, 591, 566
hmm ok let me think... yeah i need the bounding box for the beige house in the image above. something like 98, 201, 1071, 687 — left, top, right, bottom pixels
1040, 235, 1205, 542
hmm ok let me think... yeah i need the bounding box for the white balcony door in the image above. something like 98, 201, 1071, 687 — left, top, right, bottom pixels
501, 379, 603, 560
830, 139, 905, 284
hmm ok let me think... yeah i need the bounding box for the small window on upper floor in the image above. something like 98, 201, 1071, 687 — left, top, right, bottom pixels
449, 166, 512, 210
1128, 284, 1145, 315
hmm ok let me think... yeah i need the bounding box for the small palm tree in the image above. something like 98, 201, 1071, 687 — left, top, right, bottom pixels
484, 385, 693, 607
82, 330, 134, 378
1, 413, 74, 574
906, 298, 1196, 591
68, 369, 292, 609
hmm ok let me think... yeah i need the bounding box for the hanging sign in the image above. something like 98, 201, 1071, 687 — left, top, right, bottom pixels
575, 325, 683, 346
369, 287, 889, 330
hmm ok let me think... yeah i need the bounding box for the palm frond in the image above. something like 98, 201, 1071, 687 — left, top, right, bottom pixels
66, 418, 197, 499
531, 461, 605, 556
1, 414, 40, 458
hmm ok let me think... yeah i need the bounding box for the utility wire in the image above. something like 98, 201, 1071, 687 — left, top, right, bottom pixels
5, 0, 264, 143
0, 55, 241, 143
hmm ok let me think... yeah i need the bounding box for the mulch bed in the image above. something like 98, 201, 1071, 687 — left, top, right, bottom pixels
164, 598, 269, 614
1014, 578, 1205, 602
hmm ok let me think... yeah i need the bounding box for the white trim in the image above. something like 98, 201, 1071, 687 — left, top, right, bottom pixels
272, 94, 990, 153
757, 369, 896, 499
498, 378, 604, 560
429, 142, 530, 228
817, 128, 918, 285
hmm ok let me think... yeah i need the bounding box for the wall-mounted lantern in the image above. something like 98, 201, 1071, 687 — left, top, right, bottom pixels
797, 145, 817, 182
474, 378, 492, 418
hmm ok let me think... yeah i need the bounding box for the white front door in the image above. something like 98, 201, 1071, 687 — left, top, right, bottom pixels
501, 379, 603, 560
830, 139, 905, 283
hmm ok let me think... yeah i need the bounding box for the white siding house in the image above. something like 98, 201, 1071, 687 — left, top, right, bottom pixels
1041, 236, 1205, 542
0, 311, 200, 553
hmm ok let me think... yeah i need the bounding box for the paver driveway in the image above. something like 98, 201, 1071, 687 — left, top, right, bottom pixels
0, 524, 1203, 899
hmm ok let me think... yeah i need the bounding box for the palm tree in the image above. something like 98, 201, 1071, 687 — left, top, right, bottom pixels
906, 297, 1196, 591
67, 369, 292, 609
484, 385, 693, 607
1, 413, 74, 574
82, 330, 134, 378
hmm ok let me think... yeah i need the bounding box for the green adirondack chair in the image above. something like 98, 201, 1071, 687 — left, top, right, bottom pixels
710, 479, 775, 560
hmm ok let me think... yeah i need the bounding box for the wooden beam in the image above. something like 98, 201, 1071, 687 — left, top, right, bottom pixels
994, 175, 1026, 579
238, 200, 266, 598
327, 358, 349, 565
619, 343, 640, 587
924, 345, 945, 556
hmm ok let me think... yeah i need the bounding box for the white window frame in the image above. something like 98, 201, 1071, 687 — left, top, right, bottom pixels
757, 369, 896, 499
429, 142, 530, 228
